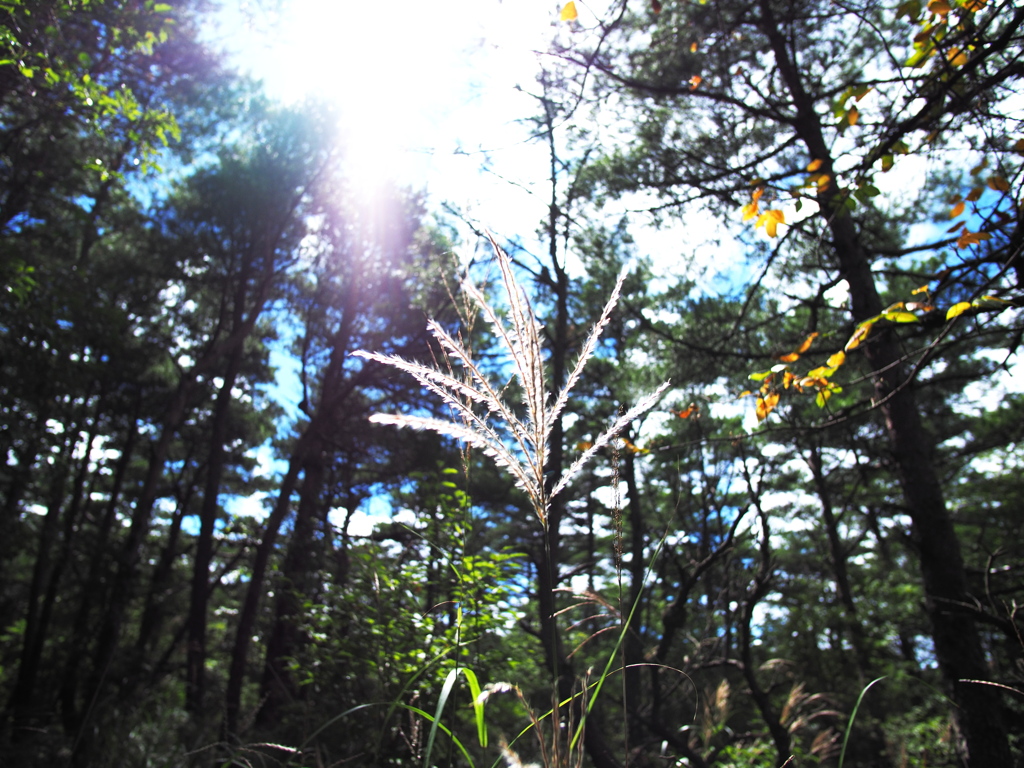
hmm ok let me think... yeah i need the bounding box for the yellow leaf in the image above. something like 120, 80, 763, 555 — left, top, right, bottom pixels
827, 350, 846, 368
883, 311, 920, 323
737, 390, 754, 398
911, 284, 930, 295
845, 320, 875, 351
950, 200, 965, 218
807, 158, 824, 172
783, 371, 796, 389
962, 0, 986, 10
560, 1, 578, 21
757, 209, 785, 237
946, 302, 971, 320
847, 106, 859, 126
690, 41, 698, 52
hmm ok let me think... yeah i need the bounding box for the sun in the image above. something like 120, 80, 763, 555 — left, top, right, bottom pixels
222, 0, 559, 192
225, 0, 475, 185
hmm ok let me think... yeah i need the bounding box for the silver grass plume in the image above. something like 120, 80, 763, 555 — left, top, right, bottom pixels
353, 235, 670, 527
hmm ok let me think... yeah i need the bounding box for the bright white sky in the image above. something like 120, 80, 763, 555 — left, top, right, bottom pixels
215, 0, 579, 245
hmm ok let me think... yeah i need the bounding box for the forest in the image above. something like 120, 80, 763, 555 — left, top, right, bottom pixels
1, 0, 1023, 766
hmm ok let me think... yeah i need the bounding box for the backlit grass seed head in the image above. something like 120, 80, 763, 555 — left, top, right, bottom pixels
354, 235, 669, 527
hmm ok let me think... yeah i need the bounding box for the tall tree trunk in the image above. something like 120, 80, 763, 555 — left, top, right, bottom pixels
256, 448, 327, 729
758, 3, 1010, 761
186, 348, 245, 715
223, 431, 313, 739
7, 421, 85, 734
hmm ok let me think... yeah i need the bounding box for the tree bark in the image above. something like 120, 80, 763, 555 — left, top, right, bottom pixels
222, 431, 312, 739
757, 2, 1011, 761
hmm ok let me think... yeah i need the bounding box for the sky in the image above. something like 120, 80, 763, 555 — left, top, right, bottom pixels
214, 0, 574, 246
210, 0, 1024, 531
211, 0, 585, 528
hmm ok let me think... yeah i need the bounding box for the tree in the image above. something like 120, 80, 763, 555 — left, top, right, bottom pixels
549, 0, 1024, 763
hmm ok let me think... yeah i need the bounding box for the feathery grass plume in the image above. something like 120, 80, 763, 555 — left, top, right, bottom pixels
353, 234, 669, 527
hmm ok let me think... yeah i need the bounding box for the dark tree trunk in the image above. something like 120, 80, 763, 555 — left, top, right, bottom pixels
222, 431, 312, 739
757, 2, 1011, 761
256, 449, 327, 728
186, 347, 245, 715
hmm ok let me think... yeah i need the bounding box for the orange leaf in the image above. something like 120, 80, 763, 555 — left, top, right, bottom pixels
777, 352, 800, 363
845, 320, 875, 351
575, 441, 593, 451
965, 186, 984, 202
621, 438, 648, 455
807, 158, 824, 172
755, 391, 780, 422
689, 41, 698, 52
795, 331, 819, 354
927, 0, 951, 15
675, 405, 697, 419
1014, 138, 1024, 156
956, 229, 992, 248
987, 175, 1010, 192
950, 200, 965, 218
847, 106, 859, 126
947, 47, 968, 66
560, 1, 578, 21
689, 75, 703, 90
827, 350, 846, 368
